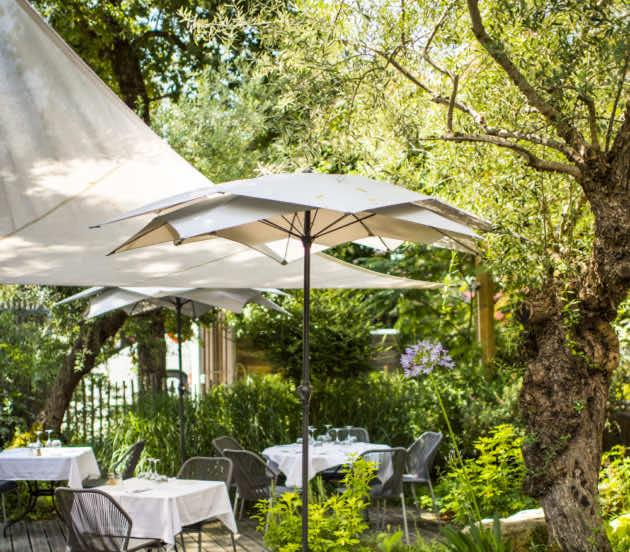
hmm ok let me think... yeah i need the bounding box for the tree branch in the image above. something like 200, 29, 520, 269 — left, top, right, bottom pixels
466, 0, 586, 158
447, 74, 459, 132
132, 30, 188, 52
424, 132, 582, 178
579, 94, 601, 151
605, 50, 630, 152
421, 0, 457, 79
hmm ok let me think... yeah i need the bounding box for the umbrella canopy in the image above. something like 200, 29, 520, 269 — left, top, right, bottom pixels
100, 173, 490, 260
97, 172, 489, 551
56, 285, 287, 462
56, 286, 287, 319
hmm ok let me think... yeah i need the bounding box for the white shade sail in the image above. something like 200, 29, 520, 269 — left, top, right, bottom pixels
56, 286, 288, 318
0, 0, 446, 291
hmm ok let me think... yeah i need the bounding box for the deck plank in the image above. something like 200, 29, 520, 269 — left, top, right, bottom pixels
25, 520, 51, 552
8, 522, 30, 552
41, 521, 65, 552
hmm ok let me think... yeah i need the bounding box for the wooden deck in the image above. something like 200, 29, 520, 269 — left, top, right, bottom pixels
0, 507, 440, 551
0, 518, 265, 551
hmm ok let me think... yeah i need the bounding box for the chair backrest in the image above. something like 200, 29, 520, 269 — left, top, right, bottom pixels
177, 456, 233, 488
55, 487, 132, 552
212, 435, 244, 456
333, 427, 369, 442
112, 440, 145, 480
406, 432, 443, 480
222, 449, 274, 501
360, 448, 407, 499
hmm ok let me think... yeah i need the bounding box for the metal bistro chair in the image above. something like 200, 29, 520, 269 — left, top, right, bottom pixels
85, 440, 146, 488
1, 480, 19, 528
176, 457, 236, 552
361, 448, 409, 544
404, 431, 443, 521
55, 487, 164, 551
222, 449, 291, 530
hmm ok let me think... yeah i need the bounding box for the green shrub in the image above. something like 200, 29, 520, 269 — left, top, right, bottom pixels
440, 517, 513, 552
255, 457, 374, 551
599, 445, 630, 519
607, 514, 630, 552
438, 425, 537, 523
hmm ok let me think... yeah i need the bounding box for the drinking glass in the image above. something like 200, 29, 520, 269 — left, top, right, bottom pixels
308, 425, 317, 444
324, 424, 332, 439
46, 429, 54, 447
35, 430, 44, 448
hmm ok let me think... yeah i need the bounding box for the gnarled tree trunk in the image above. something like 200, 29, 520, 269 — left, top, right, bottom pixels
136, 311, 167, 393
520, 122, 630, 551
37, 311, 128, 431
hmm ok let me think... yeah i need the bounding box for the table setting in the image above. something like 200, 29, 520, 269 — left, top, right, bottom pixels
95, 474, 238, 546
262, 425, 390, 487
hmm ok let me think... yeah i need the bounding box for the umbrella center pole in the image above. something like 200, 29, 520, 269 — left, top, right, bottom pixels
176, 298, 186, 464
298, 210, 312, 552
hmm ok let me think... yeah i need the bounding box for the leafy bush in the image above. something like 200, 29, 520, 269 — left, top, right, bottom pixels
67, 370, 520, 478
440, 517, 513, 552
232, 290, 377, 382
599, 445, 630, 519
607, 514, 630, 552
438, 425, 537, 523
255, 457, 374, 551
0, 309, 63, 446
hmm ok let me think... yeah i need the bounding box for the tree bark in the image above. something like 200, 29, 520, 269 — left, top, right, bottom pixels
136, 311, 167, 393
36, 311, 128, 431
519, 107, 630, 552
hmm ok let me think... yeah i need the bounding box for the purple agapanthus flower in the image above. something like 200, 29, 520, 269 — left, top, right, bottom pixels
401, 340, 454, 377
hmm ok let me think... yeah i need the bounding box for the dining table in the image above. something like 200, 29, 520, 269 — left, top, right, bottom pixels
262, 440, 391, 488
0, 446, 100, 535
96, 477, 238, 547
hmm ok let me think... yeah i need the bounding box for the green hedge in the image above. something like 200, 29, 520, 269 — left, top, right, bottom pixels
81, 370, 519, 477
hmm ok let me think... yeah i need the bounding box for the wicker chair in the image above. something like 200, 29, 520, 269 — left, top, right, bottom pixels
55, 487, 164, 551
331, 427, 369, 442
222, 449, 291, 525
211, 436, 244, 456
403, 432, 443, 520
360, 448, 409, 544
85, 441, 146, 488
176, 457, 236, 552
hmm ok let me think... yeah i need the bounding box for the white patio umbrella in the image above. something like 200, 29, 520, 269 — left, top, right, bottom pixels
56, 286, 287, 463
94, 173, 490, 550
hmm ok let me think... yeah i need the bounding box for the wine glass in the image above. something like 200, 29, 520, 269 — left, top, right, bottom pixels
147, 458, 158, 480
324, 424, 332, 439
308, 425, 316, 443
46, 429, 54, 447
35, 430, 44, 448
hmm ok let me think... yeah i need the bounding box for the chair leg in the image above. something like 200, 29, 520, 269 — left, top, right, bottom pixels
233, 491, 239, 515
239, 497, 245, 520
198, 526, 202, 552
179, 531, 187, 552
400, 492, 409, 545
1, 494, 6, 525
230, 531, 237, 552
427, 478, 440, 523
410, 484, 420, 514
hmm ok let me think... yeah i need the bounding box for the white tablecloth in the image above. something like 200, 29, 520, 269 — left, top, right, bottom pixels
0, 447, 100, 488
262, 442, 391, 487
98, 478, 237, 545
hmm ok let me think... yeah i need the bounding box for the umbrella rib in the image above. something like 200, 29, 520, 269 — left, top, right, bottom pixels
310, 212, 353, 239
431, 227, 478, 254
260, 218, 304, 240
313, 213, 377, 240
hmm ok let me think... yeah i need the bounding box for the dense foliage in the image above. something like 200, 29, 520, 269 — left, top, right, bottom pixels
0, 307, 62, 444
437, 425, 537, 524
256, 459, 374, 551
232, 290, 377, 382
